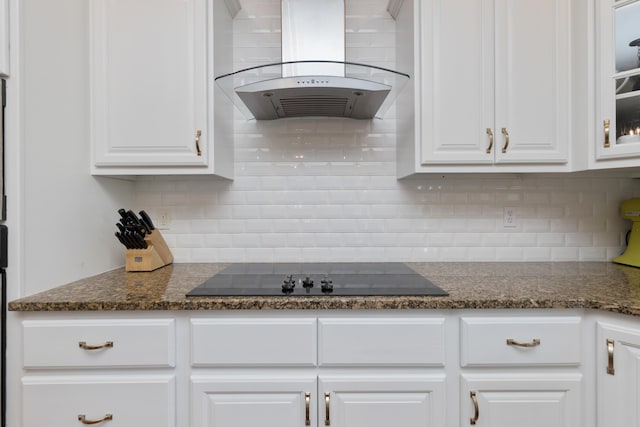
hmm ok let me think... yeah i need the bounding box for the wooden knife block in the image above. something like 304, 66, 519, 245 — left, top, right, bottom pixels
125, 230, 173, 272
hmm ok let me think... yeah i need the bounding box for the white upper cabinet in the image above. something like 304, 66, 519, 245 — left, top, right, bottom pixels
593, 0, 640, 168
397, 0, 571, 175
89, 0, 233, 177
0, 0, 8, 76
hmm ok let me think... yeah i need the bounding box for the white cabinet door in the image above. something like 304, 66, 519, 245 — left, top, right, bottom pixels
0, 0, 8, 76
89, 0, 233, 177
461, 375, 582, 427
594, 0, 640, 164
191, 376, 317, 427
418, 0, 569, 168
597, 322, 640, 427
418, 0, 495, 164
493, 0, 569, 164
319, 376, 446, 427
191, 375, 446, 427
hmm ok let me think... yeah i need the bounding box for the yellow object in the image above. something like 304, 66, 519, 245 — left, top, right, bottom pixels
613, 198, 640, 268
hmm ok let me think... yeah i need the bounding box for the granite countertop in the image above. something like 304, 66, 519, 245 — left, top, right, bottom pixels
8, 262, 640, 315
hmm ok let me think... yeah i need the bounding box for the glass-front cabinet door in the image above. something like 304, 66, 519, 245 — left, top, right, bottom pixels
596, 0, 640, 161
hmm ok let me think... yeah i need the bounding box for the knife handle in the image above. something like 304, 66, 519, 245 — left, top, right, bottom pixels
126, 210, 142, 225
115, 232, 129, 248
139, 210, 155, 230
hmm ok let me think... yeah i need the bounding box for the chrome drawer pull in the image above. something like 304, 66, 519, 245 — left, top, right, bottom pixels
195, 130, 202, 156
486, 128, 494, 153
470, 391, 479, 425
501, 127, 510, 153
324, 392, 331, 426
506, 338, 540, 348
607, 338, 615, 375
305, 392, 311, 426
78, 341, 114, 350
77, 413, 113, 425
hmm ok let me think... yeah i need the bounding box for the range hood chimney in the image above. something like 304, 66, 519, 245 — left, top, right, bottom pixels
215, 0, 410, 120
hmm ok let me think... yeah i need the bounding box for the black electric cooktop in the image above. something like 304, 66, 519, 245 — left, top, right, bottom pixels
186, 263, 448, 297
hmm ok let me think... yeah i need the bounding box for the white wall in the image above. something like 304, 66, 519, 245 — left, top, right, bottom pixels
18, 0, 133, 295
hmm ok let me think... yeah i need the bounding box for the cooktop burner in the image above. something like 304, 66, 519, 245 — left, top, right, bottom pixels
186, 263, 448, 297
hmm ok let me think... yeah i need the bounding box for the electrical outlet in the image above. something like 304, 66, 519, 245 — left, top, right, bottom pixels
156, 209, 171, 230
503, 207, 518, 228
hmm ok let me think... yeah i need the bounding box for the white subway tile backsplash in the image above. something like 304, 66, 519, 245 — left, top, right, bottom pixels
566, 233, 594, 247
524, 247, 552, 261
523, 219, 551, 233
204, 234, 233, 248
453, 233, 484, 247
537, 233, 566, 247
496, 247, 525, 261
175, 234, 205, 248
190, 220, 218, 234
507, 233, 537, 247
550, 218, 579, 232
593, 232, 622, 247
579, 247, 608, 261
483, 233, 511, 247
131, 0, 639, 263
550, 247, 580, 261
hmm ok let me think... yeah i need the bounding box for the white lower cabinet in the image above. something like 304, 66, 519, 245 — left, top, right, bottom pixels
19, 311, 602, 427
191, 377, 317, 427
319, 376, 446, 427
189, 315, 447, 427
596, 320, 640, 427
191, 375, 446, 427
461, 375, 582, 427
23, 375, 175, 427
19, 316, 177, 427
460, 315, 583, 427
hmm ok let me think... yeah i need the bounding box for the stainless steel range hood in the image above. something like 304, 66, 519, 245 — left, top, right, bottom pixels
215, 0, 409, 120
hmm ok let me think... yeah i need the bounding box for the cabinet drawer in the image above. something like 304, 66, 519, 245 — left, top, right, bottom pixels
23, 319, 175, 368
23, 375, 175, 427
460, 316, 581, 367
318, 318, 446, 366
191, 318, 317, 366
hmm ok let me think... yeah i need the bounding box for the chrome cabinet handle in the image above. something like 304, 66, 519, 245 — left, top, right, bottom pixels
603, 119, 610, 148
78, 341, 113, 350
195, 130, 202, 156
77, 414, 113, 425
501, 127, 510, 153
506, 338, 541, 348
470, 391, 479, 425
324, 392, 331, 426
305, 392, 311, 426
486, 128, 494, 154
607, 338, 615, 375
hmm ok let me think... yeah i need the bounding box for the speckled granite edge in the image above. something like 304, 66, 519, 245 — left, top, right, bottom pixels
9, 262, 640, 316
